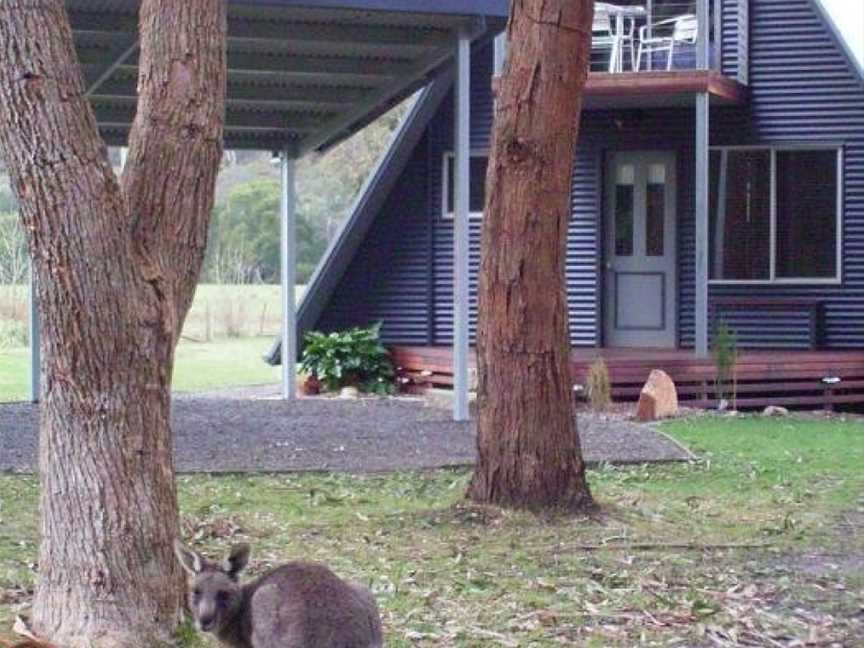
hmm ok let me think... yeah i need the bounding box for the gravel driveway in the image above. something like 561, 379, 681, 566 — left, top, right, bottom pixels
0, 392, 693, 474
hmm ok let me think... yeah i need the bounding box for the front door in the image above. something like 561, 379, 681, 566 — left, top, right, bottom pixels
604, 151, 677, 348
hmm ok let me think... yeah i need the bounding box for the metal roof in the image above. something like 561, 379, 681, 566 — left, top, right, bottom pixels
69, 0, 507, 153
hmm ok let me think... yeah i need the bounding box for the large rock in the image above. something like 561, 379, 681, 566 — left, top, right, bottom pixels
636, 370, 679, 422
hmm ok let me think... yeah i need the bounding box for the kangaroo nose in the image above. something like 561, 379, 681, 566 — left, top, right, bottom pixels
199, 617, 216, 632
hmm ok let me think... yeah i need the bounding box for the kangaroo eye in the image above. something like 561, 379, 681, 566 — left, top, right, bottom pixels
192, 589, 201, 598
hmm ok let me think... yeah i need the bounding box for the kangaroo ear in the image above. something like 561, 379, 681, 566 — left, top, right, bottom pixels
223, 543, 251, 578
174, 540, 204, 576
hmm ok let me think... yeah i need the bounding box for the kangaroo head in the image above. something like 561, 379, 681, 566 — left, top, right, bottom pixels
174, 540, 250, 635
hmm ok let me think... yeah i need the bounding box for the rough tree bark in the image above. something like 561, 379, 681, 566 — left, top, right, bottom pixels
468, 0, 596, 511
0, 1, 226, 646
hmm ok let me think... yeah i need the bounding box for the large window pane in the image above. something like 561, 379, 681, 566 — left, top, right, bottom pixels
446, 155, 489, 215
709, 150, 771, 280
776, 150, 838, 279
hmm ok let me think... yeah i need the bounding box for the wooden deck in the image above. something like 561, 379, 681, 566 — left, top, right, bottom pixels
583, 70, 749, 109
390, 346, 864, 410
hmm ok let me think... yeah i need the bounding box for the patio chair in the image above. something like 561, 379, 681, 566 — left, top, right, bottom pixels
593, 3, 636, 73
636, 14, 699, 71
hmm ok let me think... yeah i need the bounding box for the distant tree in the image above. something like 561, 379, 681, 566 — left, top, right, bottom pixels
206, 178, 328, 284
0, 1, 227, 645
0, 211, 27, 287
468, 0, 596, 511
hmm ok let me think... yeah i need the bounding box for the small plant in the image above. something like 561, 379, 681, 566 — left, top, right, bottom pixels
301, 322, 395, 396
712, 320, 739, 408
585, 357, 612, 411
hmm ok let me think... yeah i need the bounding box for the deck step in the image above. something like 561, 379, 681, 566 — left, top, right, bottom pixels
390, 346, 864, 410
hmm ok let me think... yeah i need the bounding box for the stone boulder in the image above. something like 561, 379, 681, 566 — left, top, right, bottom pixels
636, 370, 679, 422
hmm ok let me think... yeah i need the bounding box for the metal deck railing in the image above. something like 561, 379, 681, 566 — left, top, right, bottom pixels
589, 0, 731, 75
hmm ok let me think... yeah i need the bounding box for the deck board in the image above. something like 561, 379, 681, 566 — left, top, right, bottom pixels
390, 346, 864, 410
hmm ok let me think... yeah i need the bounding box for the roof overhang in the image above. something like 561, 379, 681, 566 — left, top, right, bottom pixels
69, 0, 507, 153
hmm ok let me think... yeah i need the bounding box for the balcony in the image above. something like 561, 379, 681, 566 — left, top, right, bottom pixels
584, 0, 749, 109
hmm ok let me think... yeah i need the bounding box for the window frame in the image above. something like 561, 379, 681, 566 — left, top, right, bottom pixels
707, 143, 844, 286
441, 150, 489, 220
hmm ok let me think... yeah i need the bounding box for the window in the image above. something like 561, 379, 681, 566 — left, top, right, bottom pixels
646, 163, 667, 257
614, 164, 634, 256
443, 153, 488, 218
709, 146, 841, 283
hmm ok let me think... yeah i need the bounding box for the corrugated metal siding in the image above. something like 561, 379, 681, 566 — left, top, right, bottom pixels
317, 136, 431, 344
316, 0, 864, 351
721, 0, 749, 83
703, 0, 864, 348
316, 41, 494, 345
427, 42, 492, 344
567, 147, 601, 346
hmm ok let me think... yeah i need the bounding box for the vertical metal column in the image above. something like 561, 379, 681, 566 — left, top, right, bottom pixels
280, 151, 297, 399
453, 30, 471, 422
695, 0, 711, 357
695, 96, 710, 358
28, 266, 40, 403
493, 32, 507, 77
697, 0, 710, 71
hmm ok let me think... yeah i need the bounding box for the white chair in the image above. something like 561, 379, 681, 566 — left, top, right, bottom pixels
593, 3, 636, 73
592, 3, 616, 71
636, 14, 699, 71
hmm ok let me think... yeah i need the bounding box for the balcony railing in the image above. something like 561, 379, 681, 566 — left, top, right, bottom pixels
589, 0, 747, 81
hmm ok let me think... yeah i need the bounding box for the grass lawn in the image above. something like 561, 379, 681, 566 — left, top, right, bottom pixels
172, 337, 280, 394
0, 416, 861, 646
0, 337, 279, 402
0, 283, 305, 402
0, 346, 27, 403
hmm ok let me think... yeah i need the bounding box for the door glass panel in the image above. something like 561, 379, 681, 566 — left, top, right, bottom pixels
646, 163, 666, 257
615, 164, 634, 256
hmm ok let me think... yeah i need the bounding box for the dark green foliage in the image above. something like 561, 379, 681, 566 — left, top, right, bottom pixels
301, 323, 395, 395
712, 321, 738, 405
205, 178, 327, 284
202, 102, 408, 286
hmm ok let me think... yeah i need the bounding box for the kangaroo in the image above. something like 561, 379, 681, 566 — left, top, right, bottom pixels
174, 541, 384, 648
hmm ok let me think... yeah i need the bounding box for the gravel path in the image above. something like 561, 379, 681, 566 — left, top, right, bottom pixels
0, 392, 693, 474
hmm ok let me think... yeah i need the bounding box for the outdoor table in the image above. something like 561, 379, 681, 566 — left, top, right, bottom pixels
606, 4, 647, 73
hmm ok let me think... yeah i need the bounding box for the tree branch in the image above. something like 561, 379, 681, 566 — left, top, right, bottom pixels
122, 0, 227, 337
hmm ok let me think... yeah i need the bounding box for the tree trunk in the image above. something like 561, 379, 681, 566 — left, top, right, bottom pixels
468, 1, 595, 511
0, 1, 226, 646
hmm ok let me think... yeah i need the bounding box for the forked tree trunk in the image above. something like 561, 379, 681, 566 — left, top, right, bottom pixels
468, 0, 596, 511
0, 1, 226, 646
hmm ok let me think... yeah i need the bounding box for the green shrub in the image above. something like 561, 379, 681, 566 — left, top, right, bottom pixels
300, 322, 395, 396
585, 357, 612, 411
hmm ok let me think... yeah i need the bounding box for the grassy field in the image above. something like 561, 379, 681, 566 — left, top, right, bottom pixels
0, 416, 861, 646
0, 338, 281, 402
0, 284, 302, 402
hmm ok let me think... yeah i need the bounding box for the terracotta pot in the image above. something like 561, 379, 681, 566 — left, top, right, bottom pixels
301, 374, 321, 396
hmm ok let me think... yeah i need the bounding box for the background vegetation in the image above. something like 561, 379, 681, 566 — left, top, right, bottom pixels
0, 102, 409, 402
